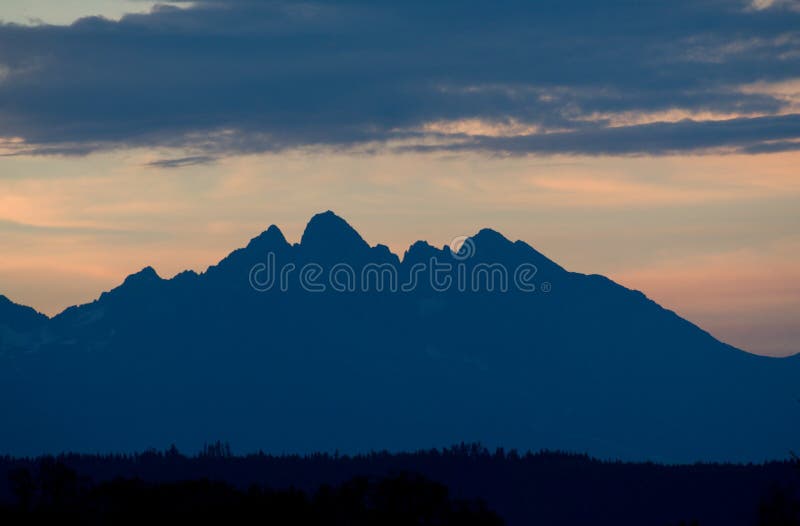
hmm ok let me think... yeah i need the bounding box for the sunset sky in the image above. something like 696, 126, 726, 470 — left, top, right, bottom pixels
0, 0, 798, 356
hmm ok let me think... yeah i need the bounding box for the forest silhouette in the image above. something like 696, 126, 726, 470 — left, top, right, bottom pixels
1, 443, 799, 525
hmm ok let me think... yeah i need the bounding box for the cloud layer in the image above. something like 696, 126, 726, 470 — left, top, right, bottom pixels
1, 0, 799, 157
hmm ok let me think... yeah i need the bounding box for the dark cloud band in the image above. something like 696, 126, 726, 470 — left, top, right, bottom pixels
0, 0, 798, 157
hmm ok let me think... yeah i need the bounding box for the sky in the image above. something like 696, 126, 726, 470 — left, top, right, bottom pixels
0, 0, 798, 356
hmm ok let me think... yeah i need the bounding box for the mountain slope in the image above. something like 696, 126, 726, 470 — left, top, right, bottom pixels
0, 211, 797, 461
0, 295, 47, 353
0, 295, 47, 331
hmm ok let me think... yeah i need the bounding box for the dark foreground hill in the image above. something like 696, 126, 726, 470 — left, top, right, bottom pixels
1, 211, 798, 461
1, 445, 798, 526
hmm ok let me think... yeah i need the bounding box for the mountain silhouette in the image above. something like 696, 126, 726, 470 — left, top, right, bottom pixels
0, 295, 47, 353
0, 295, 47, 332
0, 211, 798, 461
301, 210, 372, 257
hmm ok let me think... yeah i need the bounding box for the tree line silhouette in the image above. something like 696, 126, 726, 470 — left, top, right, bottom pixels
2, 460, 500, 525
1, 443, 798, 525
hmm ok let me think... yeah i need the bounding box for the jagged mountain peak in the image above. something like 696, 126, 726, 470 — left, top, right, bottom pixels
122, 266, 161, 285
403, 240, 443, 263
300, 211, 370, 254
246, 224, 288, 250
473, 227, 509, 243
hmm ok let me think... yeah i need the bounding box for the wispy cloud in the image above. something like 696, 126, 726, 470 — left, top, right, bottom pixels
146, 155, 217, 168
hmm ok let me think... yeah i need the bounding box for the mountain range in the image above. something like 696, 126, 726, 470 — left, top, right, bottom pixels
1, 211, 798, 462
